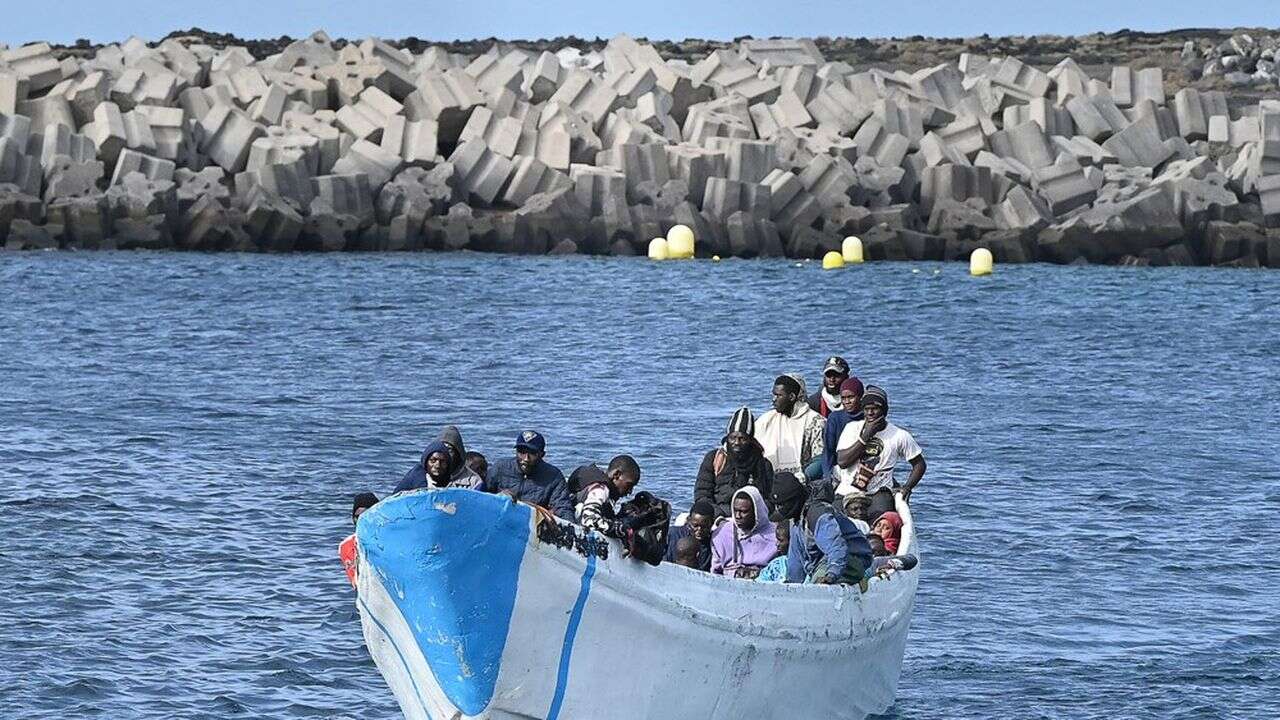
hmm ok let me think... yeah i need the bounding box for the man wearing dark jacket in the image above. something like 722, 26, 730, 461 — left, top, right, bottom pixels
397, 425, 485, 493
694, 407, 775, 519
821, 377, 865, 481
807, 356, 850, 418
787, 502, 874, 584
486, 430, 575, 520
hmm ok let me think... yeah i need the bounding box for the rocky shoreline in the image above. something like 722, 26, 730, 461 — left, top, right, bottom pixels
2, 28, 1280, 266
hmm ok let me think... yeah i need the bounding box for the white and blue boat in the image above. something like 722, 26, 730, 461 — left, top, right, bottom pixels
353, 488, 919, 720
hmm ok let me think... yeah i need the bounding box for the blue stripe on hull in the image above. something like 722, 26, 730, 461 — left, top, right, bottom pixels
546, 552, 597, 720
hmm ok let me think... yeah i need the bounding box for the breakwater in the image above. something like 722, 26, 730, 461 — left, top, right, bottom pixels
2, 28, 1280, 266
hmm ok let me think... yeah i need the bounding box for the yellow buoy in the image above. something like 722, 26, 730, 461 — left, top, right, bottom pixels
712, 255, 721, 262
842, 236, 864, 264
648, 237, 669, 260
666, 224, 695, 259
970, 247, 994, 276
822, 250, 845, 270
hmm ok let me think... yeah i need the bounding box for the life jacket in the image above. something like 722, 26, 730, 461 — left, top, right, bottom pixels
616, 491, 671, 566
339, 533, 358, 587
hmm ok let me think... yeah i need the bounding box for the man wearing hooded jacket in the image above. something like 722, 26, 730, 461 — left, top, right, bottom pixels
694, 407, 775, 519
755, 374, 825, 482
393, 439, 481, 492
395, 425, 485, 493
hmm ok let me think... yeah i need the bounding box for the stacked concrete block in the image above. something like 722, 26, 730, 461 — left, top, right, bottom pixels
665, 143, 727, 206
1110, 67, 1135, 107
595, 143, 668, 203
692, 50, 779, 106
358, 38, 418, 100
2, 43, 64, 94
43, 154, 104, 201
458, 105, 523, 157
992, 58, 1051, 103
1134, 68, 1165, 107
332, 138, 403, 189
739, 39, 823, 68
449, 139, 514, 205
335, 85, 402, 142
521, 52, 561, 103
991, 121, 1055, 170
0, 71, 25, 116
40, 124, 97, 167
1102, 114, 1174, 169
920, 164, 992, 216
796, 154, 857, 210
380, 116, 440, 166
702, 177, 771, 222
538, 103, 601, 168
548, 70, 620, 129
1051, 135, 1115, 167
1033, 158, 1097, 215
931, 115, 987, 159
853, 118, 910, 169
805, 80, 870, 135
238, 154, 315, 209
84, 102, 128, 166
198, 104, 266, 173
994, 185, 1053, 230
465, 53, 525, 101
704, 137, 776, 184
111, 68, 181, 111
1047, 58, 1091, 106
110, 148, 175, 185
16, 95, 75, 132
913, 64, 967, 110
1065, 95, 1114, 141
749, 92, 813, 139
405, 69, 484, 144
501, 155, 571, 206
761, 168, 822, 232
311, 173, 375, 222
132, 106, 190, 163
874, 99, 925, 150
569, 163, 627, 216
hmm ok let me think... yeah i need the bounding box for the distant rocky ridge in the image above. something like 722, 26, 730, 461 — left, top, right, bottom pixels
2, 27, 1280, 266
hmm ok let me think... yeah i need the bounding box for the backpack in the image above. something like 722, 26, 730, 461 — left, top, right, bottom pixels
616, 491, 671, 566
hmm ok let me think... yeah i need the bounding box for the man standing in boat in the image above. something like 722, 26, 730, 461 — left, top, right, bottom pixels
807, 356, 851, 418
833, 386, 927, 517
486, 430, 576, 520
695, 407, 775, 519
755, 374, 825, 482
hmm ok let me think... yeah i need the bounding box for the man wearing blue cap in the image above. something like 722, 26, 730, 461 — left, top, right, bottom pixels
485, 431, 575, 520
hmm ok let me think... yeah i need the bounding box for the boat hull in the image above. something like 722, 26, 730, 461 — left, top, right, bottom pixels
355, 489, 918, 720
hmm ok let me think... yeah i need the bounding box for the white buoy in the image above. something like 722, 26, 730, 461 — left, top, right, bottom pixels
666, 225, 695, 259
842, 236, 864, 264
970, 248, 993, 276
648, 237, 669, 260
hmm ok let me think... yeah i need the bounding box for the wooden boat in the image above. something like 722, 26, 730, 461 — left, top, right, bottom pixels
352, 487, 918, 719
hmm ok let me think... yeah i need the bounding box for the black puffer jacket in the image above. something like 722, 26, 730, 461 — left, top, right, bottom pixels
693, 439, 775, 519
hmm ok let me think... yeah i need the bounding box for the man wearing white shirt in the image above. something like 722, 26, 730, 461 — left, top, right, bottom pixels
833, 385, 926, 517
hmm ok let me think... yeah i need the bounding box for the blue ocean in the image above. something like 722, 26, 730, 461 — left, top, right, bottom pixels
1, 253, 1277, 719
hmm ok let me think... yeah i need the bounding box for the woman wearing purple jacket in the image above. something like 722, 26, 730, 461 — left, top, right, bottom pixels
710, 486, 778, 579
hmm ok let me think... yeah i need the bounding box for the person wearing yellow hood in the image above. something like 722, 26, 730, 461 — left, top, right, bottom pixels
754, 374, 825, 482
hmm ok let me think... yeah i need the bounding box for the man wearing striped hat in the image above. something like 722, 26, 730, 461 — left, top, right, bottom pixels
694, 407, 776, 519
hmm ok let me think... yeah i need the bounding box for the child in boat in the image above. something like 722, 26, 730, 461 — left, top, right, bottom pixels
710, 486, 777, 579
755, 522, 791, 583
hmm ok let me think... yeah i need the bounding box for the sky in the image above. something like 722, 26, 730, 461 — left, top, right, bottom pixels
3, 0, 1277, 47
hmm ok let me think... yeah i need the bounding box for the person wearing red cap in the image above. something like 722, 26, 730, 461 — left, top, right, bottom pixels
821, 376, 865, 481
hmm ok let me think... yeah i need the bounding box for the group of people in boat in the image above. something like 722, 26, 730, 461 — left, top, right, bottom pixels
341, 356, 926, 587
